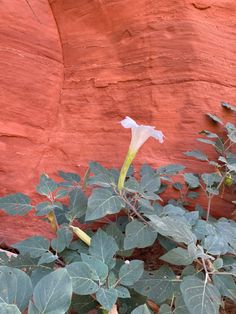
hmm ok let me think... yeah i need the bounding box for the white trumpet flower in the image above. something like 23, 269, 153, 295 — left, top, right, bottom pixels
118, 116, 164, 191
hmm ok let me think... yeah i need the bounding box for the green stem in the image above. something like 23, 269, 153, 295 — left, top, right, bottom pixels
118, 149, 136, 192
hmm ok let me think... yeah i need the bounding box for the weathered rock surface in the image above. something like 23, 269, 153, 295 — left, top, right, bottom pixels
0, 0, 235, 244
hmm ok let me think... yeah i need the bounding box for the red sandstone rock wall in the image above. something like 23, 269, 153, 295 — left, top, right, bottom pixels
0, 0, 235, 244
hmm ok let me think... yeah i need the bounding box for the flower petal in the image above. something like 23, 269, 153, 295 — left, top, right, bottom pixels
150, 129, 164, 143
120, 116, 138, 128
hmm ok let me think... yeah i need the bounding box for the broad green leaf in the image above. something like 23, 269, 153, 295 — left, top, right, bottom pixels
0, 266, 33, 311
148, 215, 196, 245
67, 189, 87, 220
221, 101, 236, 111
37, 252, 57, 265
0, 193, 32, 215
89, 229, 119, 264
28, 301, 41, 314
35, 201, 54, 216
173, 182, 183, 191
106, 223, 124, 250
13, 236, 50, 258
119, 260, 144, 286
159, 304, 172, 314
131, 304, 152, 314
124, 177, 141, 193
31, 268, 53, 288
184, 173, 200, 189
86, 188, 125, 221
115, 286, 130, 298
71, 295, 98, 314
184, 150, 208, 161
81, 254, 108, 283
213, 258, 223, 270
160, 248, 193, 266
7, 255, 39, 274
96, 287, 117, 310
141, 164, 155, 176
173, 294, 189, 314
228, 131, 236, 143
58, 170, 81, 183
197, 138, 215, 145
36, 174, 57, 197
206, 113, 223, 124
199, 130, 218, 138
134, 266, 177, 304
203, 234, 228, 255
51, 227, 73, 253
180, 275, 221, 314
87, 173, 115, 188
32, 268, 72, 314
66, 262, 99, 295
212, 274, 236, 302
124, 220, 157, 250
141, 173, 161, 192
156, 164, 185, 175
0, 304, 21, 314
201, 173, 221, 187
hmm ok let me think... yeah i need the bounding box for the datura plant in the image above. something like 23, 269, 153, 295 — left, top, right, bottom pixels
0, 105, 235, 314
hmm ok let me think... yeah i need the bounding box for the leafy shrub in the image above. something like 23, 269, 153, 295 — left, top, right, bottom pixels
0, 105, 235, 313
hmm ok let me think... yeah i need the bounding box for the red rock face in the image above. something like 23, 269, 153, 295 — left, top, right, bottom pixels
0, 0, 236, 244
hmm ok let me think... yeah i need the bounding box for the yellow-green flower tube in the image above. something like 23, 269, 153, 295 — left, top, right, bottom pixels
70, 225, 91, 246
118, 149, 137, 192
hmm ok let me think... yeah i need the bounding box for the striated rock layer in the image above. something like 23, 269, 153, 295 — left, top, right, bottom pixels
0, 0, 235, 244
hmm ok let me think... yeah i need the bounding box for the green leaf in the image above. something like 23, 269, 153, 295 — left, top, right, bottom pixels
201, 173, 221, 187
7, 255, 39, 274
184, 173, 200, 189
148, 215, 196, 245
31, 268, 53, 288
58, 170, 81, 183
221, 101, 236, 111
31, 268, 72, 314
131, 304, 152, 314
160, 248, 193, 266
180, 275, 221, 314
96, 287, 118, 311
0, 304, 21, 314
71, 295, 98, 314
81, 254, 108, 283
206, 113, 223, 124
51, 227, 73, 253
66, 262, 99, 295
156, 164, 185, 175
134, 266, 176, 304
36, 174, 57, 197
228, 131, 236, 143
197, 138, 215, 145
0, 266, 33, 311
141, 173, 161, 192
212, 274, 236, 302
119, 260, 144, 286
124, 220, 157, 250
187, 192, 199, 199
0, 193, 32, 215
87, 173, 115, 188
37, 252, 57, 265
67, 189, 87, 220
89, 229, 119, 264
86, 188, 125, 221
173, 182, 183, 191
199, 130, 218, 138
13, 236, 50, 258
213, 258, 223, 270
35, 201, 54, 216
115, 286, 131, 298
159, 304, 172, 314
184, 150, 208, 161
